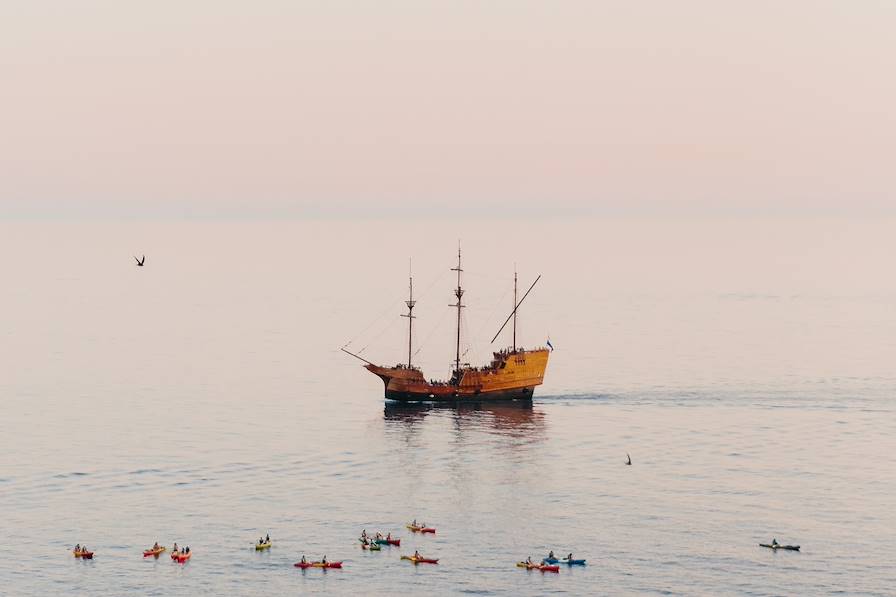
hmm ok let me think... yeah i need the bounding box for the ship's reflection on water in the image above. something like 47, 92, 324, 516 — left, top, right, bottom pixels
383, 399, 547, 441
381, 400, 550, 510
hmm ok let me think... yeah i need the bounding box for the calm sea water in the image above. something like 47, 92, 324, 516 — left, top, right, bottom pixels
1, 217, 894, 595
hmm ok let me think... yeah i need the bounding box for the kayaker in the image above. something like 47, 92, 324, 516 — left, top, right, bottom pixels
386, 532, 392, 541
772, 538, 779, 547
567, 553, 573, 561
526, 556, 533, 565
74, 544, 80, 553
265, 533, 270, 543
361, 529, 368, 540
414, 550, 420, 559
412, 519, 417, 527
548, 550, 554, 559
300, 555, 306, 564
322, 555, 328, 564
172, 543, 178, 553
375, 532, 382, 540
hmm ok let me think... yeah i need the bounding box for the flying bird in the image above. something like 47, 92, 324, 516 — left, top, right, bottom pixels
625, 453, 632, 465
135, 255, 145, 267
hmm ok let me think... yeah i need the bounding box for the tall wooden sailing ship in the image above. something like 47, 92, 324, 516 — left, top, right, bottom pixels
344, 248, 550, 402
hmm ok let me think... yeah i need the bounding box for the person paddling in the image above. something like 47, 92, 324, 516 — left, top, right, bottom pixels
321, 555, 328, 565
265, 533, 270, 543
300, 554, 306, 564
548, 550, 554, 559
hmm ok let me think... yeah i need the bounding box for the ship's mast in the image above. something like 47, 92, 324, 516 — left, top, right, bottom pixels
512, 267, 518, 352
450, 245, 464, 376
400, 262, 415, 368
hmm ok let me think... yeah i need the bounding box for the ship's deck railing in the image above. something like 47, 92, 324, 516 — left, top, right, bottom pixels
391, 363, 421, 371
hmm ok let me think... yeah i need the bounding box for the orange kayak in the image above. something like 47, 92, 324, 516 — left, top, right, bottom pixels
294, 561, 343, 569
143, 547, 166, 557
176, 551, 192, 563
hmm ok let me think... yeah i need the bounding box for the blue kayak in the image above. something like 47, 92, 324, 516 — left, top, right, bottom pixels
543, 557, 586, 566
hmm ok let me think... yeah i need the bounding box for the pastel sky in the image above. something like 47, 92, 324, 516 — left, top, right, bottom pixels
2, 1, 894, 218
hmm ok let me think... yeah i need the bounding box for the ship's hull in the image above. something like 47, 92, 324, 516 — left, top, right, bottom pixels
365, 348, 549, 403
384, 385, 535, 403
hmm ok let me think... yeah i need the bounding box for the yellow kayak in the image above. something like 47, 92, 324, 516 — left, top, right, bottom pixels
255, 542, 272, 550
143, 546, 166, 557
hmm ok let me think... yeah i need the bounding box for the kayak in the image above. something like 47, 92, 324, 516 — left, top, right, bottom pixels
170, 551, 180, 560
294, 561, 343, 569
760, 543, 800, 551
406, 524, 436, 534
361, 542, 381, 551
542, 557, 584, 565
143, 547, 166, 557
558, 558, 586, 566
519, 561, 558, 572
255, 542, 272, 550
374, 538, 400, 546
176, 551, 192, 563
74, 550, 94, 559
401, 555, 438, 564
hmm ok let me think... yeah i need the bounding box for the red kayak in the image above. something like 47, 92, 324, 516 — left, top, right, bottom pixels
80, 551, 94, 560
294, 561, 343, 569
539, 564, 560, 573
176, 552, 192, 563
374, 538, 400, 546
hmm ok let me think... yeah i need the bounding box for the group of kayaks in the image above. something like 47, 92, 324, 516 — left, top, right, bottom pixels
77, 543, 189, 562
517, 553, 586, 573
144, 543, 192, 562
73, 531, 799, 573
356, 523, 438, 565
